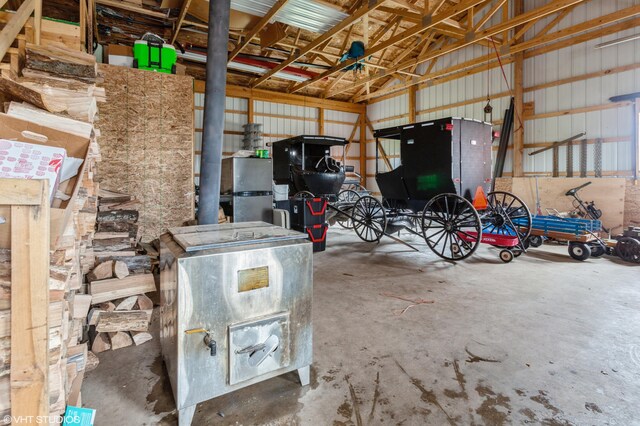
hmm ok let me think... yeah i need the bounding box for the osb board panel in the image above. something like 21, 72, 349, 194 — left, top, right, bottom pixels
96, 64, 194, 241
498, 178, 627, 232
625, 181, 640, 227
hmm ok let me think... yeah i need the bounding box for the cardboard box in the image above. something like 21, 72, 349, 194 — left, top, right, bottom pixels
0, 139, 66, 203
0, 114, 90, 249
106, 44, 134, 67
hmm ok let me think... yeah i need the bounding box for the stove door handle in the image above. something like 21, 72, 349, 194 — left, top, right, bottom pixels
236, 343, 266, 354
247, 335, 280, 367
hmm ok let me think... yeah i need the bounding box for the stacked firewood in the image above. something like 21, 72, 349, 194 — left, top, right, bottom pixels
0, 42, 103, 416
87, 190, 156, 353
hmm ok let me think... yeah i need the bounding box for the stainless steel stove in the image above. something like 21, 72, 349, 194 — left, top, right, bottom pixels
159, 222, 313, 425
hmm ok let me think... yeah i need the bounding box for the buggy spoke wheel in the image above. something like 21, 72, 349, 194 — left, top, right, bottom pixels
352, 196, 387, 242
336, 190, 360, 229
422, 194, 481, 261
483, 191, 532, 240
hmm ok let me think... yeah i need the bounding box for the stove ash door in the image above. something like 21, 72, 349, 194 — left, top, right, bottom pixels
228, 312, 291, 385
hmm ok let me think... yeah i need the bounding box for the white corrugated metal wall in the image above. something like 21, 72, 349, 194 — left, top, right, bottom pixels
193, 93, 361, 186
366, 0, 640, 194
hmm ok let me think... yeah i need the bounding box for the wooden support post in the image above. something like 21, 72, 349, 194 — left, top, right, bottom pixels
247, 95, 254, 124
360, 112, 367, 187
34, 0, 42, 45
80, 0, 87, 51
89, 0, 97, 54
2, 179, 50, 421
512, 0, 525, 177
408, 86, 416, 123
318, 108, 324, 135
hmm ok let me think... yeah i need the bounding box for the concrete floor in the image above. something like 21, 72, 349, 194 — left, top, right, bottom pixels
83, 228, 640, 425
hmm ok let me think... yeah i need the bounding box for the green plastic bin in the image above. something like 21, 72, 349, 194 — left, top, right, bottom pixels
132, 40, 177, 74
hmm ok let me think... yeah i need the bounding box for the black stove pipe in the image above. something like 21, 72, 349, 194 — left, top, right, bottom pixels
198, 0, 230, 224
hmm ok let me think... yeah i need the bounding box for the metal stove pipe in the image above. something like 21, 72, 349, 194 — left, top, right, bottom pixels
198, 0, 231, 224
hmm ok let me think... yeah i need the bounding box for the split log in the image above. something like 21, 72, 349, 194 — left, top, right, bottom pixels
93, 232, 129, 240
87, 260, 113, 282
95, 255, 151, 272
87, 309, 102, 326
91, 332, 111, 353
114, 296, 137, 311
113, 260, 130, 279
93, 237, 133, 253
71, 294, 92, 319
131, 331, 153, 346
90, 274, 156, 304
93, 251, 136, 257
98, 188, 133, 203
0, 76, 66, 112
97, 302, 116, 311
85, 351, 100, 372
108, 332, 133, 350
96, 210, 139, 223
5, 101, 94, 139
96, 311, 149, 333
98, 199, 141, 211
0, 310, 9, 339
136, 294, 154, 311
26, 44, 97, 82
96, 221, 138, 237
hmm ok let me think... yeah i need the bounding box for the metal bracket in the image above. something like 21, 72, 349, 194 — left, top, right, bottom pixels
422, 15, 432, 27
465, 31, 475, 42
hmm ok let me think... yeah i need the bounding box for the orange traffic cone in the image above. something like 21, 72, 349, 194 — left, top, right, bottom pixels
472, 186, 488, 210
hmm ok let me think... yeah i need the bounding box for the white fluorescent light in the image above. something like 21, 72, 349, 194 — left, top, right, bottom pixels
595, 33, 640, 49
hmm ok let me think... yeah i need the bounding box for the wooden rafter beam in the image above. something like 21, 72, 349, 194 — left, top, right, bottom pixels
290, 0, 489, 93
535, 5, 577, 38
170, 0, 193, 44
338, 0, 587, 99
356, 4, 640, 102
473, 0, 507, 31
251, 0, 387, 88
96, 0, 168, 18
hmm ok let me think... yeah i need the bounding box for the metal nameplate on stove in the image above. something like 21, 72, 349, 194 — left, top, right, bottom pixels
237, 266, 269, 292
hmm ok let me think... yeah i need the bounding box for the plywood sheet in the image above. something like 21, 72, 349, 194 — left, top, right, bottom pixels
96, 64, 194, 241
624, 181, 640, 227
507, 178, 626, 232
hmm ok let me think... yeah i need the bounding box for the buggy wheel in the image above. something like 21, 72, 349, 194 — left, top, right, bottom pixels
589, 243, 606, 258
482, 191, 532, 241
528, 235, 543, 248
614, 237, 640, 263
568, 242, 591, 261
336, 190, 359, 229
421, 193, 481, 261
499, 250, 514, 263
294, 190, 315, 198
352, 196, 386, 242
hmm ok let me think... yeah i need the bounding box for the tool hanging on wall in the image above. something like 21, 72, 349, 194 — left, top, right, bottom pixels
493, 97, 514, 182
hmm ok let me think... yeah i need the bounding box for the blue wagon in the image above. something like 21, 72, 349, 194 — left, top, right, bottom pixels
514, 215, 606, 261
